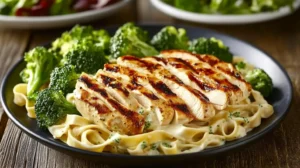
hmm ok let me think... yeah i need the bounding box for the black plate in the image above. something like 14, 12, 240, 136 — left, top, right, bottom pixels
0, 24, 293, 165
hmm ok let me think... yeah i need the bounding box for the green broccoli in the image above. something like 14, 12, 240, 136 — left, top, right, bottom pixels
93, 29, 111, 55
20, 47, 58, 101
49, 65, 80, 95
245, 69, 273, 97
110, 22, 159, 59
188, 37, 233, 62
151, 26, 189, 51
61, 43, 108, 74
35, 88, 80, 129
51, 25, 111, 56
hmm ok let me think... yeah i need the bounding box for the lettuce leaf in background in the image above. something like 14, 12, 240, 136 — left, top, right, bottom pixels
50, 0, 73, 15
251, 0, 294, 12
162, 0, 295, 14
11, 0, 39, 15
0, 0, 18, 14
210, 0, 236, 12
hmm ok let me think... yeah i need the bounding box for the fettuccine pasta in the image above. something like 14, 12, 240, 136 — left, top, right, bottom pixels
46, 90, 272, 155
13, 53, 274, 155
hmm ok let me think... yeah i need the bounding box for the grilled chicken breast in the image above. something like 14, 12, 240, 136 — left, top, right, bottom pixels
73, 50, 252, 135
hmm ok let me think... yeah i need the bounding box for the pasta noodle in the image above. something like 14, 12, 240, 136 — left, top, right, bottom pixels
13, 83, 36, 118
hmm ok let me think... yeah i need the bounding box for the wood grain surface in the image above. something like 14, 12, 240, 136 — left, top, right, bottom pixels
0, 1, 300, 167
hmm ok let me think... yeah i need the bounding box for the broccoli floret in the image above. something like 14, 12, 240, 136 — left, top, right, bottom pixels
49, 65, 80, 95
189, 37, 233, 62
20, 47, 58, 101
93, 29, 111, 55
151, 26, 189, 51
110, 22, 159, 59
245, 69, 273, 97
61, 43, 108, 74
52, 25, 111, 56
35, 88, 80, 129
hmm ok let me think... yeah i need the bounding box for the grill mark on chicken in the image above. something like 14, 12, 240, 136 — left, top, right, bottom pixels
161, 50, 251, 100
149, 80, 177, 97
163, 50, 249, 86
79, 89, 111, 114
119, 56, 215, 120
187, 74, 215, 91
100, 75, 130, 97
104, 64, 120, 72
104, 64, 194, 122
162, 57, 240, 92
217, 66, 244, 81
107, 98, 144, 132
79, 75, 144, 134
96, 70, 177, 125
122, 56, 184, 84
143, 92, 159, 100
171, 104, 192, 117
122, 56, 210, 102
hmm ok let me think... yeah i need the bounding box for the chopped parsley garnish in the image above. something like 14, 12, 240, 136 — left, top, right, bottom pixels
141, 141, 147, 149
243, 117, 250, 124
229, 112, 249, 124
114, 138, 120, 144
229, 112, 241, 119
209, 126, 213, 134
144, 121, 151, 131
162, 142, 172, 148
138, 108, 144, 115
150, 143, 158, 150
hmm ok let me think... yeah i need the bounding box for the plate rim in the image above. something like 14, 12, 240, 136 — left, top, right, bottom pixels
0, 24, 293, 160
150, 0, 300, 24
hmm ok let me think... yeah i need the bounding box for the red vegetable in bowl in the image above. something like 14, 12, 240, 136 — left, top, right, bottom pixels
73, 0, 120, 12
15, 0, 54, 16
5, 0, 120, 16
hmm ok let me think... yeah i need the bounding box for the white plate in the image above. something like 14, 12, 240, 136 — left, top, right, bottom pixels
151, 0, 300, 24
0, 0, 131, 29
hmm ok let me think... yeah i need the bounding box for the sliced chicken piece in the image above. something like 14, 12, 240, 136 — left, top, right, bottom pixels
104, 64, 194, 124
116, 56, 216, 121
95, 71, 140, 111
160, 50, 251, 103
95, 70, 174, 126
74, 73, 145, 135
143, 56, 228, 110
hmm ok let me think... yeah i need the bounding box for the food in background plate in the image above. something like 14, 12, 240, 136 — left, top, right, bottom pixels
12, 23, 274, 155
0, 0, 120, 16
162, 0, 295, 14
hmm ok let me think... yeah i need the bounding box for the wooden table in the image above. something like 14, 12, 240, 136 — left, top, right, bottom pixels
0, 1, 299, 167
